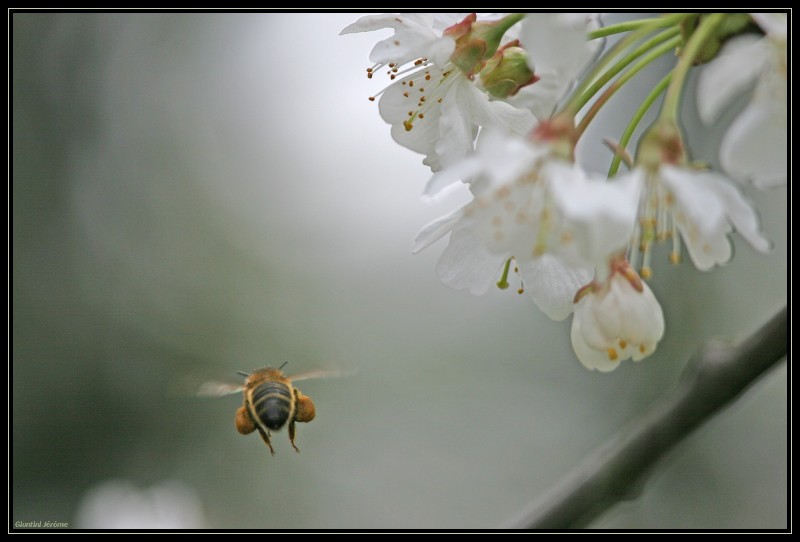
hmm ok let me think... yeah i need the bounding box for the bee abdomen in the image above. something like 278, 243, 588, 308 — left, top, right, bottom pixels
251, 381, 293, 431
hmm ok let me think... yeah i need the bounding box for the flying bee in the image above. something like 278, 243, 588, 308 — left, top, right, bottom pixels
197, 362, 342, 455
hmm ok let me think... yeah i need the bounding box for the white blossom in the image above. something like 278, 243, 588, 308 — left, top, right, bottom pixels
697, 13, 787, 187
342, 13, 536, 172
634, 165, 771, 272
414, 130, 640, 319
571, 262, 664, 371
75, 479, 206, 529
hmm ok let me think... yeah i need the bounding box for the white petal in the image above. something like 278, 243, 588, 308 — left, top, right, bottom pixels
427, 36, 457, 67
379, 71, 446, 170
674, 220, 732, 271
696, 35, 767, 124
751, 13, 787, 38
622, 281, 664, 350
340, 14, 452, 67
519, 14, 597, 80
511, 70, 571, 120
700, 174, 772, 254
517, 13, 600, 118
422, 156, 481, 202
518, 254, 592, 321
435, 79, 478, 170
720, 99, 787, 187
661, 166, 771, 268
472, 130, 546, 189
412, 208, 464, 254
570, 273, 663, 370
548, 164, 641, 268
340, 14, 407, 35
464, 84, 538, 138
570, 313, 620, 372
660, 166, 729, 240
435, 224, 507, 295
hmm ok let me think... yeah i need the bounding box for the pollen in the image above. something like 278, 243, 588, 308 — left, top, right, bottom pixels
618, 339, 628, 349
669, 251, 681, 264
495, 186, 511, 199
607, 347, 619, 361
640, 266, 652, 280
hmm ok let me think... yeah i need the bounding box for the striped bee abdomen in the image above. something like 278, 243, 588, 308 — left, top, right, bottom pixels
251, 381, 293, 430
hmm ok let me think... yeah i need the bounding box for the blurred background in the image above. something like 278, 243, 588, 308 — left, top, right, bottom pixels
12, 13, 786, 529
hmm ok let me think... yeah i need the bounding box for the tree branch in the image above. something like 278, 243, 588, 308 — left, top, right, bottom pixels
504, 306, 788, 529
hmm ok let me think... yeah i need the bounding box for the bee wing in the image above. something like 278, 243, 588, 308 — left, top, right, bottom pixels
289, 369, 354, 382
193, 380, 244, 397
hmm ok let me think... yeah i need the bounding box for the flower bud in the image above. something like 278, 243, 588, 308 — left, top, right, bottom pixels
445, 13, 525, 77
480, 40, 539, 98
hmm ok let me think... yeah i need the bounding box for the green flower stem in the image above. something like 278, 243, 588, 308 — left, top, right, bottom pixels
575, 35, 682, 139
608, 72, 672, 177
588, 14, 686, 40
565, 14, 687, 115
574, 27, 681, 113
498, 13, 525, 31
660, 13, 725, 121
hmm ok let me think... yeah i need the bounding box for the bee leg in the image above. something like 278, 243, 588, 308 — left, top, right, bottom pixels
288, 420, 300, 453
256, 427, 276, 456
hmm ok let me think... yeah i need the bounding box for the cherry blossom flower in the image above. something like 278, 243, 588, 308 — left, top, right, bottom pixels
631, 122, 772, 275
342, 13, 537, 171
570, 258, 664, 371
76, 479, 206, 529
696, 13, 787, 187
413, 129, 640, 320
630, 163, 771, 275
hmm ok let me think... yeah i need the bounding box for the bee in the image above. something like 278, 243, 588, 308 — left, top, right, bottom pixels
197, 362, 341, 455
